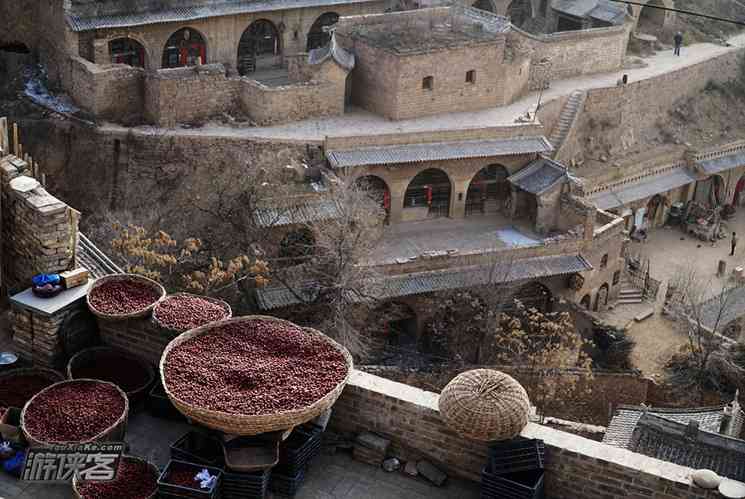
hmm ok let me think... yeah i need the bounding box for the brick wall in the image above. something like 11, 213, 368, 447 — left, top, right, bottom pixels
0, 154, 78, 294
98, 316, 179, 366
144, 64, 239, 127
330, 370, 720, 498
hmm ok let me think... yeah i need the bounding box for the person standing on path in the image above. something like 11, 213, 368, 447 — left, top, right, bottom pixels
674, 32, 683, 56
732, 232, 738, 256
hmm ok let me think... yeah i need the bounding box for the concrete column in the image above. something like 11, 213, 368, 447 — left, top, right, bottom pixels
450, 179, 470, 219
389, 185, 407, 224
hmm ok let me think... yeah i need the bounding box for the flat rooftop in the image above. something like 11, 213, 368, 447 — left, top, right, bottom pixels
349, 23, 502, 54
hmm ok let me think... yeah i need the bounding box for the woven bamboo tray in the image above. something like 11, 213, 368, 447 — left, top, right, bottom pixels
0, 367, 65, 393
160, 315, 353, 436
66, 347, 155, 406
152, 293, 232, 334
72, 454, 159, 498
21, 378, 129, 447
87, 274, 166, 320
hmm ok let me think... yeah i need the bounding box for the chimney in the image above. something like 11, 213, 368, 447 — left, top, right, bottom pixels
720, 390, 743, 437
685, 420, 699, 440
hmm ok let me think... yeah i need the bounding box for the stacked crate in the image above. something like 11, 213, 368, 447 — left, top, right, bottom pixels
481, 438, 545, 499
269, 425, 323, 497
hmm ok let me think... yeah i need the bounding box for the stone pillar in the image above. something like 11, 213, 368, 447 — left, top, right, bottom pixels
93, 39, 109, 64
450, 179, 470, 219
389, 184, 407, 224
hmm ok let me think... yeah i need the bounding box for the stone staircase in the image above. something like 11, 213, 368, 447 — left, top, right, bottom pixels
548, 90, 585, 156
617, 278, 644, 305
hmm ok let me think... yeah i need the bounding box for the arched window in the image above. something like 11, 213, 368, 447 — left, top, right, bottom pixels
466, 164, 510, 216
162, 28, 206, 68
238, 20, 281, 75
594, 283, 610, 311
307, 13, 339, 51
404, 169, 452, 218
638, 0, 667, 31
580, 294, 591, 310
109, 38, 146, 68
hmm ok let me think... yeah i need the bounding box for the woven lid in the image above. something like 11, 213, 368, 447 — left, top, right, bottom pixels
438, 369, 530, 442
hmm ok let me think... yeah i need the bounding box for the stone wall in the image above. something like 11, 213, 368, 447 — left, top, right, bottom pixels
98, 316, 178, 366
329, 370, 721, 498
68, 56, 145, 124
0, 153, 79, 294
144, 64, 239, 127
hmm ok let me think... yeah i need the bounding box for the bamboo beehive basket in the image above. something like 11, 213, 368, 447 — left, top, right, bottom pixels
438, 369, 530, 442
72, 454, 159, 499
66, 347, 155, 405
87, 274, 166, 320
152, 293, 232, 334
21, 378, 129, 447
160, 315, 353, 436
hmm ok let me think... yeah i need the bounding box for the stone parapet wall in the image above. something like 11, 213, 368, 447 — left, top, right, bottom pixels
240, 78, 344, 126
0, 154, 78, 294
330, 370, 720, 498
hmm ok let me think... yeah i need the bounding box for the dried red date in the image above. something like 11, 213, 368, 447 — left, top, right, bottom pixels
77, 457, 157, 499
163, 463, 207, 490
24, 381, 126, 443
0, 374, 56, 408
154, 295, 229, 332
164, 319, 348, 416
89, 280, 160, 315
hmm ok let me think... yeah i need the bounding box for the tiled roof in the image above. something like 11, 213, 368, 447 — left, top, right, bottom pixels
551, 0, 625, 23
77, 233, 123, 278
603, 405, 726, 449
256, 253, 591, 310
508, 157, 568, 195
589, 168, 697, 211
326, 137, 552, 168
253, 199, 339, 228
630, 413, 745, 481
66, 0, 377, 32
697, 151, 745, 175
308, 33, 355, 71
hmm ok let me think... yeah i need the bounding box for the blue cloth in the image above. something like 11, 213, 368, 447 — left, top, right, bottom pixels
3, 450, 25, 477
32, 274, 60, 286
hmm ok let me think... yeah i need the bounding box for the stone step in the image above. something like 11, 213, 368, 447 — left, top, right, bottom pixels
634, 308, 655, 322
619, 291, 643, 298
618, 298, 644, 304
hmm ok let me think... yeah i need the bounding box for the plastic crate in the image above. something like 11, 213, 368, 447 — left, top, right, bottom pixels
487, 438, 545, 475
274, 426, 322, 475
147, 381, 186, 421
481, 468, 545, 499
269, 467, 306, 497
171, 431, 225, 468
222, 468, 271, 499
158, 459, 222, 499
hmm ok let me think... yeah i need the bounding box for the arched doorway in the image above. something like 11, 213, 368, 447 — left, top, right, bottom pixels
594, 283, 609, 311
465, 164, 510, 216
509, 281, 554, 312
354, 175, 391, 223
162, 28, 206, 68
580, 294, 591, 310
279, 227, 315, 263
377, 301, 418, 349
109, 38, 146, 68
307, 13, 339, 51
472, 0, 496, 12
238, 19, 281, 75
507, 0, 533, 27
638, 0, 666, 32
404, 169, 452, 218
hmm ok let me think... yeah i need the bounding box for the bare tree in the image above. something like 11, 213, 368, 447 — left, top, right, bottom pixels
667, 264, 740, 403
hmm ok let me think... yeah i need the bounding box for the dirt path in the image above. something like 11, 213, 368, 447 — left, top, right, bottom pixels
100, 33, 745, 141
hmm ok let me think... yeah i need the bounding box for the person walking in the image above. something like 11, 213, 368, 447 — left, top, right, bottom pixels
732, 232, 738, 256
674, 32, 683, 56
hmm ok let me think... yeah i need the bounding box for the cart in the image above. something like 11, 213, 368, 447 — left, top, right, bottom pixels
684, 202, 721, 242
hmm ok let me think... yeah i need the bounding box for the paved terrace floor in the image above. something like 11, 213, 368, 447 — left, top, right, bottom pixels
102, 33, 745, 141
0, 411, 481, 499
367, 213, 541, 265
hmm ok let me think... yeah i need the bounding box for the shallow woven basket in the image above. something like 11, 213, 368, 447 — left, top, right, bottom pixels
72, 454, 159, 499
160, 315, 353, 436
66, 347, 155, 405
21, 378, 129, 447
438, 369, 530, 442
152, 293, 232, 334
87, 274, 166, 320
0, 367, 65, 404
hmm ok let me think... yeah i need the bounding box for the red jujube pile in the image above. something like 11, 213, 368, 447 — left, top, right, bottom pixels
77, 457, 158, 499
23, 380, 126, 442
154, 295, 229, 332
0, 373, 57, 408
163, 462, 207, 490
89, 280, 160, 315
163, 319, 348, 415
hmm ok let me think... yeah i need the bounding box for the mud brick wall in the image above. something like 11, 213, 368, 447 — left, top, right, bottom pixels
0, 155, 78, 294
98, 317, 179, 366
144, 64, 239, 127
240, 78, 344, 126
330, 370, 720, 498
